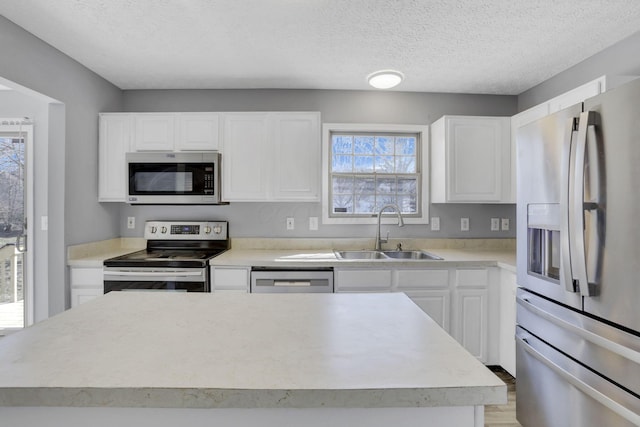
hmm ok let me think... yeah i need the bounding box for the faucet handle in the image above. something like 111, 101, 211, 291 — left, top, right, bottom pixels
396, 242, 402, 251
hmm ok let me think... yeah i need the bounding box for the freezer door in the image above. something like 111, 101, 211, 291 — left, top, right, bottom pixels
516, 326, 640, 427
516, 103, 582, 309
517, 289, 640, 397
581, 78, 640, 332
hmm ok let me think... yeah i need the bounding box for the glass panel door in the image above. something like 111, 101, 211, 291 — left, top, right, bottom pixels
0, 130, 25, 331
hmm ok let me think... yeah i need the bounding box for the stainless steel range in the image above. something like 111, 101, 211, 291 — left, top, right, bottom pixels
103, 220, 229, 293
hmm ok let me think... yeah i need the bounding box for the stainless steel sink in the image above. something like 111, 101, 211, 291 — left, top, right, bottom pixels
334, 250, 443, 261
382, 250, 443, 260
334, 250, 389, 260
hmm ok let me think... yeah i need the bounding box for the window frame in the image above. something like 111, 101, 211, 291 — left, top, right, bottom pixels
321, 123, 430, 225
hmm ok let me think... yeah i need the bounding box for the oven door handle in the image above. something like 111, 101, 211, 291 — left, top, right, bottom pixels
104, 270, 204, 278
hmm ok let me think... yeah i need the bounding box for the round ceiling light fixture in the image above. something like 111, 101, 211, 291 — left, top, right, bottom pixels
367, 70, 404, 89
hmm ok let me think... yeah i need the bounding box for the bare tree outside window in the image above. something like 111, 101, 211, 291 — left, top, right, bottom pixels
0, 136, 24, 237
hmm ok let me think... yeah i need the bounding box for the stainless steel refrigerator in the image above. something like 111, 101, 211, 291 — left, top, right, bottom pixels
516, 78, 640, 427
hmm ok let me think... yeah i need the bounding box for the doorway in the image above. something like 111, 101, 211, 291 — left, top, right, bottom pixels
0, 120, 33, 333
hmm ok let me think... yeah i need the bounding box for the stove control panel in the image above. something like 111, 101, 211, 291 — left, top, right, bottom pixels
144, 221, 228, 240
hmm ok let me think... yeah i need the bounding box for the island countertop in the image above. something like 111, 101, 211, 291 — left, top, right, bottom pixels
0, 292, 506, 409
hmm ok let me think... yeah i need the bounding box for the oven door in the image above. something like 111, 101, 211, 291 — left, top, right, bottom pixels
103, 267, 208, 293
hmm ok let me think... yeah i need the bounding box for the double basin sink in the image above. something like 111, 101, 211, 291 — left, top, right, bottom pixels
334, 250, 443, 261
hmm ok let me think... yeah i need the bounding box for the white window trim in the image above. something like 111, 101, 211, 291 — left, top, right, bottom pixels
321, 123, 430, 225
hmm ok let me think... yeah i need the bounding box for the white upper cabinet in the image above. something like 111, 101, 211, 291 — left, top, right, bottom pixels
431, 115, 511, 203
272, 113, 320, 201
221, 113, 270, 201
131, 113, 220, 151
98, 113, 130, 202
176, 113, 220, 151
133, 114, 176, 151
98, 111, 319, 202
221, 112, 321, 202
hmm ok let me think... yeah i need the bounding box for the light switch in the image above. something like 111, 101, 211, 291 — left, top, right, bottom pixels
286, 217, 295, 230
127, 217, 135, 229
501, 218, 510, 231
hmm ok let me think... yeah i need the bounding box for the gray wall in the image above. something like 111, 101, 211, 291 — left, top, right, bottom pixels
121, 89, 518, 239
518, 30, 640, 111
0, 16, 123, 316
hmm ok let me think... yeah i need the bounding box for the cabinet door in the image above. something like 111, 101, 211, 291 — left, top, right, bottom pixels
272, 113, 320, 201
176, 113, 220, 151
446, 117, 510, 202
133, 114, 176, 151
211, 267, 249, 292
453, 288, 489, 362
221, 113, 270, 201
404, 289, 451, 332
71, 288, 102, 307
334, 269, 392, 293
98, 114, 130, 202
499, 268, 517, 377
70, 267, 104, 308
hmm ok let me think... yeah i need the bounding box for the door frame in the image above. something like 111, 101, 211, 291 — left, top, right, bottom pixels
0, 121, 34, 328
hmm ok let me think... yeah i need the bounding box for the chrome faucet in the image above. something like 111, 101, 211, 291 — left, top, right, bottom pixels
375, 204, 405, 251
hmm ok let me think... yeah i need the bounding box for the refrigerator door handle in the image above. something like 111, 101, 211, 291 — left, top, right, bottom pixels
570, 111, 599, 297
561, 117, 578, 292
516, 330, 640, 426
517, 291, 640, 364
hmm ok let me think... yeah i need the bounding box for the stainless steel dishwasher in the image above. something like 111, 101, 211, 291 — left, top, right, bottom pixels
250, 267, 334, 293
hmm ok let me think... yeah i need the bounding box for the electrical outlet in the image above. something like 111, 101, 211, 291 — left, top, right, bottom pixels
491, 218, 500, 231
309, 217, 318, 231
501, 218, 510, 231
430, 217, 440, 231
127, 217, 135, 229
286, 217, 295, 230
461, 217, 470, 231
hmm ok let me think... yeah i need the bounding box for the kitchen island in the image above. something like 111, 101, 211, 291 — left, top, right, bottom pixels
0, 292, 506, 426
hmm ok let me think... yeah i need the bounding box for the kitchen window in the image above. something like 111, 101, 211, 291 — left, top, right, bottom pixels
322, 123, 429, 225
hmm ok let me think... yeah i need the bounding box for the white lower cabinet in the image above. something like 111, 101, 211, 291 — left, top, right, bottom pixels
395, 269, 450, 332
499, 268, 517, 377
403, 289, 451, 332
334, 269, 392, 293
453, 288, 489, 362
70, 267, 104, 308
210, 267, 250, 293
452, 268, 499, 365
335, 266, 499, 364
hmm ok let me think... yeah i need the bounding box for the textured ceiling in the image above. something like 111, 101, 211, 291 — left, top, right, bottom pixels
1, 0, 640, 94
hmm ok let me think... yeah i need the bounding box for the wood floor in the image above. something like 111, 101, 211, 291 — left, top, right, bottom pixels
485, 367, 522, 427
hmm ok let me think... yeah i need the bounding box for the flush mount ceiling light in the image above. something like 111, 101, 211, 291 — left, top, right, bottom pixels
367, 70, 404, 89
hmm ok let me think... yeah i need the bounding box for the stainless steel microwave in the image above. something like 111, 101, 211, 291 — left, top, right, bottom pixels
126, 152, 222, 204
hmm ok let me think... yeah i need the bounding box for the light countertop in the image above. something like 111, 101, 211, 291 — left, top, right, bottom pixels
68, 238, 515, 271
210, 248, 516, 272
0, 292, 506, 409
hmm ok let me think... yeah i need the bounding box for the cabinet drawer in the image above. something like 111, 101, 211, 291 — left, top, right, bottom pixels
396, 269, 449, 290
335, 269, 392, 292
70, 268, 103, 286
455, 268, 489, 288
